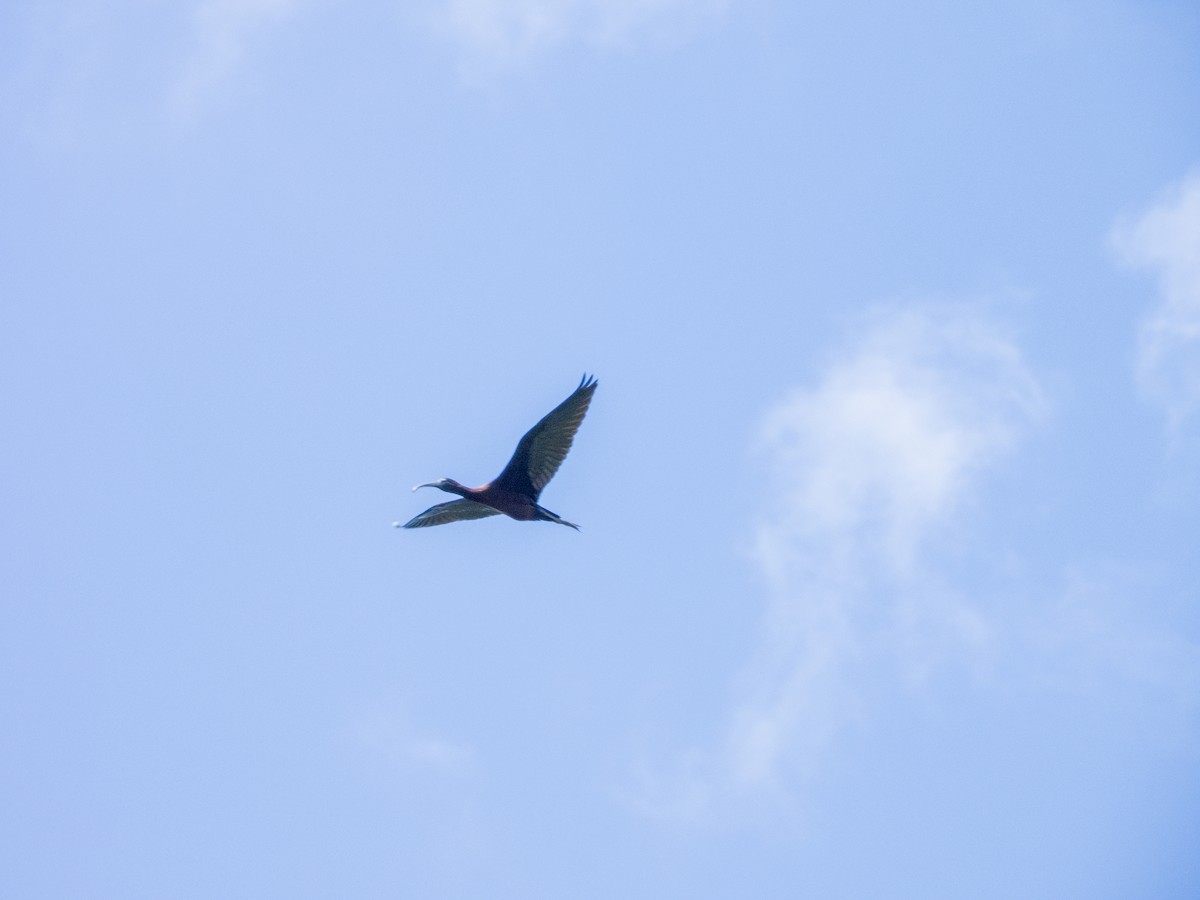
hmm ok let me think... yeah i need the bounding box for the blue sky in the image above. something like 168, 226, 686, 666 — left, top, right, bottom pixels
3, 1, 1200, 897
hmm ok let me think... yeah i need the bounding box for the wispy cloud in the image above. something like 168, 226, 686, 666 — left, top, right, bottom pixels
752, 306, 1044, 577
730, 304, 1045, 787
3, 2, 117, 145
632, 299, 1200, 825
1112, 168, 1200, 431
171, 0, 301, 120
342, 700, 491, 879
630, 303, 1047, 818
346, 701, 477, 778
1032, 567, 1200, 714
429, 0, 726, 70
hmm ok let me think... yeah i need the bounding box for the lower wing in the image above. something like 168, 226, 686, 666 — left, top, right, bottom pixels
399, 499, 502, 529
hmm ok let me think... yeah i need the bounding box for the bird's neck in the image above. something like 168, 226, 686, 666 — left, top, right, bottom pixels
442, 480, 472, 498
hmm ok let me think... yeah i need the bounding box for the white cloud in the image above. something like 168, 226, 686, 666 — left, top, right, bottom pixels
430, 0, 726, 69
631, 300, 1200, 825
631, 303, 1047, 818
172, 0, 301, 119
753, 306, 1044, 576
1112, 169, 1200, 430
728, 304, 1045, 787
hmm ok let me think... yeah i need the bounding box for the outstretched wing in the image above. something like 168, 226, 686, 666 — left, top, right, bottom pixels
492, 374, 598, 500
401, 499, 502, 529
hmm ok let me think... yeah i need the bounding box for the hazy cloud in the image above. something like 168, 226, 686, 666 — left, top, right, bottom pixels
3, 2, 120, 145
729, 304, 1045, 787
342, 700, 490, 881
430, 0, 726, 69
172, 0, 301, 118
753, 306, 1044, 576
630, 303, 1047, 819
1112, 169, 1200, 430
631, 299, 1200, 825
1032, 567, 1200, 714
346, 701, 477, 778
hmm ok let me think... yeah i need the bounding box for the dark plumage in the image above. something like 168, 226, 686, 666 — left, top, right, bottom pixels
399, 375, 598, 531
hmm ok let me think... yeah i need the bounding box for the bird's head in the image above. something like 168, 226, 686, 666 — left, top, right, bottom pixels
412, 477, 460, 494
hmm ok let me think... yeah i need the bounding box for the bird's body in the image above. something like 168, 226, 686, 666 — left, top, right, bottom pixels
399, 375, 597, 530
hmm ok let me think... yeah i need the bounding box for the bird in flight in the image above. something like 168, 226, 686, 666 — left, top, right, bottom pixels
398, 374, 598, 531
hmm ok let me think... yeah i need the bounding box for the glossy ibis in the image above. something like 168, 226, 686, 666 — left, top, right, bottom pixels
398, 374, 598, 530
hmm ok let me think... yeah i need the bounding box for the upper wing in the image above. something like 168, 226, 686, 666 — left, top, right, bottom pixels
401, 499, 502, 529
492, 374, 598, 500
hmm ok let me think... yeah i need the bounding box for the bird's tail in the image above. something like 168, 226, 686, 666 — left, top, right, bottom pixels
535, 504, 580, 531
